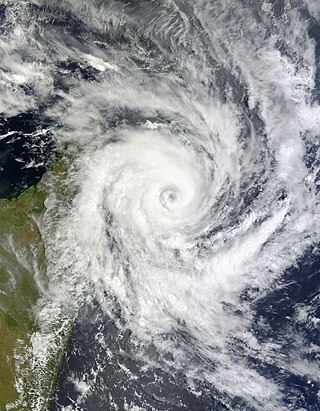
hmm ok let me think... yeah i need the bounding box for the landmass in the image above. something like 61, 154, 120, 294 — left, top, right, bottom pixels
0, 151, 73, 410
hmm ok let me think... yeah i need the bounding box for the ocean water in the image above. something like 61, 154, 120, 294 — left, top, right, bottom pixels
0, 1, 319, 410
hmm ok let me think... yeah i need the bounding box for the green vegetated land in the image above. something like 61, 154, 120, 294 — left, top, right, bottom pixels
0, 184, 47, 410
0, 150, 74, 411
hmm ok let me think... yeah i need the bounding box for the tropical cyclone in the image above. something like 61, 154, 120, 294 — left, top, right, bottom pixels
0, 1, 319, 410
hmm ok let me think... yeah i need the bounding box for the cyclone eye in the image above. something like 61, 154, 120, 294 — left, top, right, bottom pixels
159, 188, 178, 209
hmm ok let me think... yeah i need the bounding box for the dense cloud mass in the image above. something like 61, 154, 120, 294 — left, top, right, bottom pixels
1, 1, 320, 410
